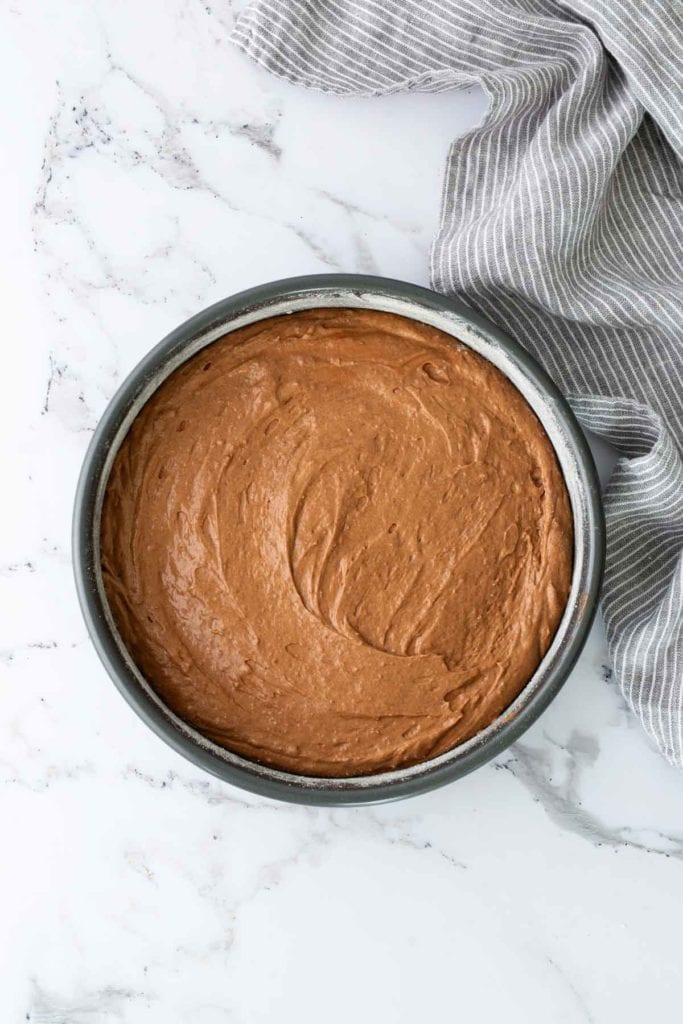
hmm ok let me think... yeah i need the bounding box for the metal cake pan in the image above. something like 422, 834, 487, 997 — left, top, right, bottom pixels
73, 274, 605, 805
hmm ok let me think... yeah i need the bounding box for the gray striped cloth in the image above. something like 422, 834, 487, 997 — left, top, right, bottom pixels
231, 0, 683, 766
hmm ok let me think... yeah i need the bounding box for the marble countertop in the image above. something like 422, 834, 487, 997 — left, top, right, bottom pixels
2, 1, 682, 1021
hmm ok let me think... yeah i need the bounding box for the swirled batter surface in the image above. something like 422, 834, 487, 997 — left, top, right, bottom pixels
101, 308, 573, 776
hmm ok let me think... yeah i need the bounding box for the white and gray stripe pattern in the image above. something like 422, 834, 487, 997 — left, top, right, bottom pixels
232, 0, 683, 765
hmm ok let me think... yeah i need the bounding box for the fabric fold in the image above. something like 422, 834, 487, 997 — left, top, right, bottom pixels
232, 0, 683, 765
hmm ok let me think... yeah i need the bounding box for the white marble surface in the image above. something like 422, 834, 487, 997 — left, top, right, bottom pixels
2, 2, 682, 1021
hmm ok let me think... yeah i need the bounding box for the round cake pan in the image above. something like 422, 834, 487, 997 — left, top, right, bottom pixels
73, 274, 605, 805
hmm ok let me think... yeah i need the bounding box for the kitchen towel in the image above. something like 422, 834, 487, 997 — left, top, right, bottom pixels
231, 0, 683, 765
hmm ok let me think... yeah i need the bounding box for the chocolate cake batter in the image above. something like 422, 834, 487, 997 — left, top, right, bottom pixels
101, 308, 573, 777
